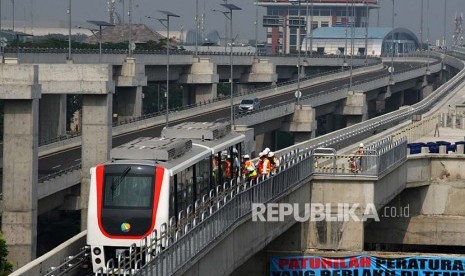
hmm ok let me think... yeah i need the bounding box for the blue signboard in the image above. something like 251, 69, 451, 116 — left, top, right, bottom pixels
270, 255, 465, 276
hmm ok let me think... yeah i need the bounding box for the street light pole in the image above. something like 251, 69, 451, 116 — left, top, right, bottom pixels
67, 0, 71, 60
309, 0, 313, 57
195, 0, 199, 56
128, 0, 133, 57
217, 3, 241, 127
426, 0, 430, 72
254, 0, 258, 58
420, 0, 423, 49
11, 0, 14, 33
390, 0, 395, 82
349, 0, 354, 91
158, 11, 180, 128
343, 0, 348, 67
305, 0, 308, 59
364, 0, 368, 65
297, 0, 301, 106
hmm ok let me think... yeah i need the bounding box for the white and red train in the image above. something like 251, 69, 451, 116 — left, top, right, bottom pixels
86, 122, 245, 272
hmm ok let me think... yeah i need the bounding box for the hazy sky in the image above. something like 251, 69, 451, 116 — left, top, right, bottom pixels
2, 0, 464, 46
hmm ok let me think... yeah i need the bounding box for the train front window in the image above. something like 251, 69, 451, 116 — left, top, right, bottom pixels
103, 173, 154, 208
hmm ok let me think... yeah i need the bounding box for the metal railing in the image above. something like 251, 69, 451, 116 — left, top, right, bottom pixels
38, 164, 82, 183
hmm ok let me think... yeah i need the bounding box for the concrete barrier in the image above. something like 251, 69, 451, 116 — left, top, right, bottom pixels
11, 231, 87, 276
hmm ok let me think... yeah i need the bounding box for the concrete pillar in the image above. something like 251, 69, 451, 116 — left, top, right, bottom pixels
0, 64, 41, 268
80, 94, 112, 230
439, 145, 447, 154
115, 57, 147, 122
294, 132, 313, 143
421, 146, 429, 154
306, 214, 364, 251
178, 58, 219, 103
39, 94, 66, 142
343, 92, 368, 126
254, 132, 275, 155
281, 105, 317, 140
233, 125, 255, 156
461, 114, 465, 130
421, 84, 433, 99
240, 58, 277, 84
194, 83, 218, 103
116, 86, 143, 121
457, 144, 464, 154
451, 111, 457, 129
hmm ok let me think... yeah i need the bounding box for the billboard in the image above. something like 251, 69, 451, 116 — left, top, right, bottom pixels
270, 255, 465, 276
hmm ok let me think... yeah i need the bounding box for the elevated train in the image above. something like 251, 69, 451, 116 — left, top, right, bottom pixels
87, 122, 245, 272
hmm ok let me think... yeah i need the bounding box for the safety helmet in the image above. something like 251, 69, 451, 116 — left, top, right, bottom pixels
258, 152, 264, 157
243, 154, 250, 159
359, 143, 364, 147
263, 147, 270, 154
268, 152, 274, 157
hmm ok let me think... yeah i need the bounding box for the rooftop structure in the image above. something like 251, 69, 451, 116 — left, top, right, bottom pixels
258, 0, 380, 54
304, 27, 419, 56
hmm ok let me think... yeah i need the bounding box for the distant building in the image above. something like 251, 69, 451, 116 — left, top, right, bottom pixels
305, 27, 419, 56
258, 0, 380, 54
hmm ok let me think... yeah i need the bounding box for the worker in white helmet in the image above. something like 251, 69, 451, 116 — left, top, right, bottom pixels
267, 151, 280, 175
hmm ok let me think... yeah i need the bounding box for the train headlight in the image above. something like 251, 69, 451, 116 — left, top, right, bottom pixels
93, 247, 102, 256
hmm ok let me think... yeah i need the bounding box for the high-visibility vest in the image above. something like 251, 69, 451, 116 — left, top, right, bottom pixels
224, 160, 232, 177
261, 159, 271, 174
246, 169, 257, 180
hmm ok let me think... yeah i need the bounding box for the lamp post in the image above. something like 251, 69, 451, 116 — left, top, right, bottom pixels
389, 0, 395, 83
220, 3, 241, 127
305, 0, 308, 58
87, 21, 115, 63
309, 0, 313, 57
11, 0, 14, 33
290, 0, 303, 106
254, 0, 258, 58
349, 0, 354, 91
343, 0, 348, 67
364, 0, 368, 65
426, 0, 430, 73
195, 0, 199, 56
67, 0, 71, 60
128, 0, 133, 57
420, 0, 423, 49
158, 10, 180, 128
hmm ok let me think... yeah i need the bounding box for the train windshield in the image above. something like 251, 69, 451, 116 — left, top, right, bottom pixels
103, 168, 154, 208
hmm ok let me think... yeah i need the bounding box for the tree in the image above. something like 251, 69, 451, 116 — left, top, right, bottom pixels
0, 235, 13, 275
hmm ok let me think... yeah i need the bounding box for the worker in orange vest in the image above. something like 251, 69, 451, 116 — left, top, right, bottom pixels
259, 152, 271, 175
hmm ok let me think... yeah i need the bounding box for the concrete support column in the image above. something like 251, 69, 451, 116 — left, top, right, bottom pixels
179, 58, 219, 104
39, 94, 66, 142
233, 125, 255, 156
115, 57, 147, 122
0, 64, 41, 268
306, 213, 364, 251
239, 58, 277, 85
194, 83, 218, 103
80, 94, 112, 230
451, 111, 457, 129
281, 105, 317, 141
343, 92, 368, 127
254, 132, 275, 155
421, 84, 433, 99
461, 114, 465, 130
115, 86, 143, 121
